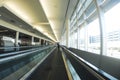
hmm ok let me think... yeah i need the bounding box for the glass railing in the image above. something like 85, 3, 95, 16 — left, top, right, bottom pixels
0, 45, 55, 80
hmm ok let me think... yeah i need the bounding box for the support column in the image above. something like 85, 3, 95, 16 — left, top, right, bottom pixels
15, 31, 19, 46
41, 39, 44, 45
44, 40, 46, 45
39, 39, 41, 45
66, 18, 69, 47
95, 0, 107, 55
84, 22, 88, 51
76, 10, 80, 49
31, 36, 34, 45
84, 10, 88, 51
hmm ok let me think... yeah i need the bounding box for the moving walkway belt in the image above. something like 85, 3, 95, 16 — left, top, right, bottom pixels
26, 48, 69, 80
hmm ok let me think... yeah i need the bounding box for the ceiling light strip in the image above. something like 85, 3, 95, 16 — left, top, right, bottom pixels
39, 0, 58, 41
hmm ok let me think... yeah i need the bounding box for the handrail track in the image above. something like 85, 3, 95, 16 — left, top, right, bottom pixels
0, 45, 54, 64
62, 47, 118, 80
0, 48, 39, 58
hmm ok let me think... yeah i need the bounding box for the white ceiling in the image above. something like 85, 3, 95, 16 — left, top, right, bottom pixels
39, 0, 69, 41
0, 0, 78, 42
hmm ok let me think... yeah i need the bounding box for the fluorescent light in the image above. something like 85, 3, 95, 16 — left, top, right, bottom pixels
39, 0, 58, 41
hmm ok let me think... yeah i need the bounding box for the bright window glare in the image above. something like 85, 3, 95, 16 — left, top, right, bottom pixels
105, 3, 120, 32
105, 3, 120, 59
87, 19, 100, 54
87, 19, 100, 36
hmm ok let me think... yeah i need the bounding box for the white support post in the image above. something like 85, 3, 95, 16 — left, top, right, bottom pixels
84, 10, 88, 51
84, 22, 88, 51
76, 12, 79, 49
94, 0, 107, 55
66, 18, 69, 47
39, 39, 41, 45
77, 30, 79, 49
31, 36, 34, 45
15, 31, 19, 46
77, 28, 79, 49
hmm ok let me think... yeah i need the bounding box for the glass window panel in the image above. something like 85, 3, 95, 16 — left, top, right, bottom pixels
78, 14, 84, 24
86, 10, 98, 24
87, 18, 100, 54
105, 3, 120, 58
100, 0, 119, 12
74, 31, 78, 48
78, 9, 83, 19
71, 31, 77, 48
97, 0, 105, 5
85, 1, 96, 17
84, 0, 92, 11
71, 34, 74, 47
79, 26, 85, 50
80, 0, 85, 4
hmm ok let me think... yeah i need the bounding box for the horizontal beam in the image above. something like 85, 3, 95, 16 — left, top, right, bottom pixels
0, 19, 53, 42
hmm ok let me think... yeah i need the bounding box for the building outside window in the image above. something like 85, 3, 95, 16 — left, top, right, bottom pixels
86, 18, 100, 54
105, 3, 120, 58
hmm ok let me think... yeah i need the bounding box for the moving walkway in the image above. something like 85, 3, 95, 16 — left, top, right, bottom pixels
0, 45, 118, 80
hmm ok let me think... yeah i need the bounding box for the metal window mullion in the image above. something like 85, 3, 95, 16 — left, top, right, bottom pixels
83, 3, 88, 51
66, 18, 70, 47
75, 10, 79, 49
77, 20, 79, 49
84, 22, 88, 51
84, 0, 93, 13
